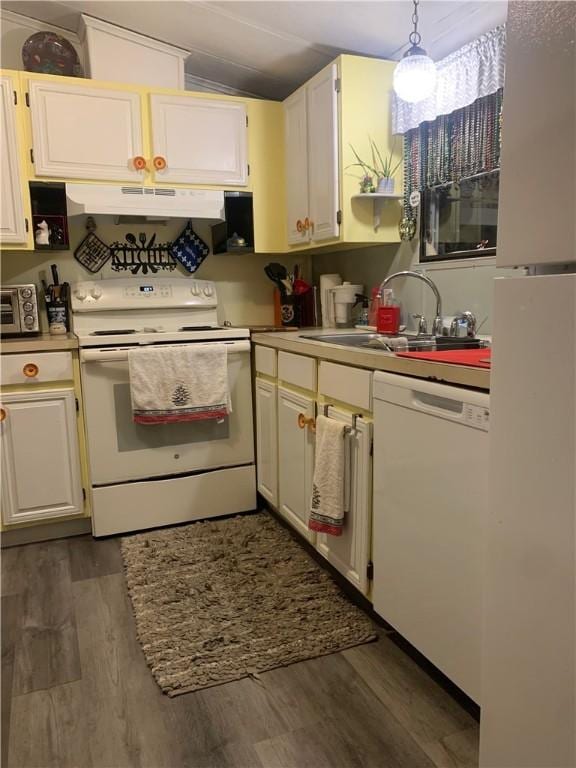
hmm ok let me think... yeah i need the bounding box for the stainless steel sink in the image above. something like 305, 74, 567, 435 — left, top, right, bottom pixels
301, 332, 486, 352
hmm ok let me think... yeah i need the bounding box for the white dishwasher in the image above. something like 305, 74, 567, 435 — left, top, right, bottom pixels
372, 371, 489, 703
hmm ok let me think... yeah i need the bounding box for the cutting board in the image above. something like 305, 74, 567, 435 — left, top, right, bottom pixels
396, 348, 491, 368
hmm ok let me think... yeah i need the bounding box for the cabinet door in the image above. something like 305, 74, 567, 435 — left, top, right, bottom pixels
284, 87, 310, 245
0, 75, 28, 244
1, 389, 83, 525
277, 386, 315, 542
307, 63, 339, 242
496, 3, 575, 267
255, 378, 278, 508
149, 94, 247, 185
28, 79, 144, 182
316, 408, 372, 595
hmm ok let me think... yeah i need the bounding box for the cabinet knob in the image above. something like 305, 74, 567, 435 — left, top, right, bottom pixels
296, 219, 303, 233
23, 363, 39, 378
297, 413, 316, 432
304, 217, 310, 231
133, 156, 147, 171
0, 407, 6, 422
153, 156, 167, 171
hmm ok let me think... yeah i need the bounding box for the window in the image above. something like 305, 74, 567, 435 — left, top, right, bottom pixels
420, 170, 499, 262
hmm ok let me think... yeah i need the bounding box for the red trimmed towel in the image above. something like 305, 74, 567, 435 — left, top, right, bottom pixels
308, 415, 347, 537
128, 343, 230, 425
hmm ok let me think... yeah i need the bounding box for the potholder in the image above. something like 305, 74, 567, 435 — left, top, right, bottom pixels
170, 220, 210, 273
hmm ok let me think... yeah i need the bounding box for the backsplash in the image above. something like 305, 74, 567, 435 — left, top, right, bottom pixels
312, 239, 516, 335
1, 216, 306, 329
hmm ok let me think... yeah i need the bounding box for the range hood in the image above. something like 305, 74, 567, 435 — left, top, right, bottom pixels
66, 184, 225, 220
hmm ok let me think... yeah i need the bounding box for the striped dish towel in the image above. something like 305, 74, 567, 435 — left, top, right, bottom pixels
308, 415, 347, 537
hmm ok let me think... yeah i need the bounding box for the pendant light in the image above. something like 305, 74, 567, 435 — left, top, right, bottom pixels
393, 0, 437, 103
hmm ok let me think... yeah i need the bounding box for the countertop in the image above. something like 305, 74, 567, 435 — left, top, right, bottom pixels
252, 329, 490, 391
1, 333, 79, 354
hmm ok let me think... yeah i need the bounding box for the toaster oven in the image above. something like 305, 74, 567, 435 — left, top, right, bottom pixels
0, 284, 40, 335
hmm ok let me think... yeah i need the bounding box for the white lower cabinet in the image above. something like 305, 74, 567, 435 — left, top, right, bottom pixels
255, 377, 278, 508
315, 406, 372, 596
1, 388, 83, 525
277, 385, 315, 543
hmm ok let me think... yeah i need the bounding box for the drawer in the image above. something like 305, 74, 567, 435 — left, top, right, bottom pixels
254, 345, 277, 377
278, 351, 317, 391
318, 362, 372, 411
1, 352, 74, 384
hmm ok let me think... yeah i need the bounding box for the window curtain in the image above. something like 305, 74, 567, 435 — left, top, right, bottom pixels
397, 26, 505, 237
401, 89, 503, 234
392, 25, 506, 135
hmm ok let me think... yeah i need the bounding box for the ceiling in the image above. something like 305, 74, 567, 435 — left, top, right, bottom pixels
2, 0, 508, 99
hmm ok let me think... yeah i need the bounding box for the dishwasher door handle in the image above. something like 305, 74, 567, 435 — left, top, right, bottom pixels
411, 390, 464, 418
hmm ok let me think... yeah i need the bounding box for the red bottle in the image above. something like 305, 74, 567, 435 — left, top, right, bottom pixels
377, 305, 401, 334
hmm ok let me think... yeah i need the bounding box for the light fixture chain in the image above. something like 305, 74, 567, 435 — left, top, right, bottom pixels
409, 0, 422, 47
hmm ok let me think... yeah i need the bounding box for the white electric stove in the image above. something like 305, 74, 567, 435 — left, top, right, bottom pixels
72, 278, 256, 537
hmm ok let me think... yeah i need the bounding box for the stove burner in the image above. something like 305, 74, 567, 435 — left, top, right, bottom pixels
91, 330, 137, 336
179, 326, 220, 331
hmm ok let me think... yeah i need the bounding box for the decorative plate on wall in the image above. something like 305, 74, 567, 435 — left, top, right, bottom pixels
22, 32, 83, 76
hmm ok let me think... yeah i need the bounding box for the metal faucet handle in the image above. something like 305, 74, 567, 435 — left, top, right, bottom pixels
411, 313, 428, 336
432, 316, 443, 336
450, 311, 477, 338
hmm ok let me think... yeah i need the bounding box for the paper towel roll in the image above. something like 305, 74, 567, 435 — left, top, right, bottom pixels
320, 273, 342, 328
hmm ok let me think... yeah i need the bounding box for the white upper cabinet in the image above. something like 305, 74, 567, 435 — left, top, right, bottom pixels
0, 74, 28, 243
149, 94, 247, 185
307, 63, 339, 242
1, 388, 83, 525
284, 86, 310, 245
283, 61, 340, 247
28, 79, 144, 182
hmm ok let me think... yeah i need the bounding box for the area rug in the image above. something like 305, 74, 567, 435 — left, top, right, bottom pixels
121, 512, 376, 696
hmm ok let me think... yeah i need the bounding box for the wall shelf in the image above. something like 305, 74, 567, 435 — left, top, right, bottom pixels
351, 192, 402, 232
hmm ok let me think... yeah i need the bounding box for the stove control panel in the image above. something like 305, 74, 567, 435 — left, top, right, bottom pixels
71, 278, 218, 312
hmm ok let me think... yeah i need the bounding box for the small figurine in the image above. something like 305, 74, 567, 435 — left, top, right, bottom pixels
35, 219, 50, 246
359, 174, 375, 194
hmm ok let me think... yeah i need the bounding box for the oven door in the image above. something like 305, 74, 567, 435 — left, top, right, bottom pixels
0, 290, 21, 334
80, 341, 254, 485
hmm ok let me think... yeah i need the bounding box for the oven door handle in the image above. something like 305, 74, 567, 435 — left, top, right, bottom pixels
80, 340, 251, 363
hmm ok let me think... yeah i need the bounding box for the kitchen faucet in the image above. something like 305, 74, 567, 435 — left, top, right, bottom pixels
377, 270, 443, 336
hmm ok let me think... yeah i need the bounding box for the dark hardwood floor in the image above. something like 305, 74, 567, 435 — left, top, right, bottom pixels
1, 535, 478, 768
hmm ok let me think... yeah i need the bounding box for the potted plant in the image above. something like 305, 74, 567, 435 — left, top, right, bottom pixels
348, 137, 402, 194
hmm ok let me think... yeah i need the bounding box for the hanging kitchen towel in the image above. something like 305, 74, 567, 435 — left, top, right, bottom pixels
128, 344, 230, 424
170, 220, 210, 273
308, 415, 348, 537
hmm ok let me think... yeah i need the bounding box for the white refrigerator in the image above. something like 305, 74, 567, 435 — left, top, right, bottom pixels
480, 3, 576, 767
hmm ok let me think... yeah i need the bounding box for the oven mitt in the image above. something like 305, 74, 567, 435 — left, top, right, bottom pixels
170, 220, 210, 274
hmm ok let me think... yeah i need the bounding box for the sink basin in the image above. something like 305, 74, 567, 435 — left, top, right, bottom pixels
301, 332, 486, 352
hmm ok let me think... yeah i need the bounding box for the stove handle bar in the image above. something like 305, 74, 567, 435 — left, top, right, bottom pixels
80, 341, 251, 363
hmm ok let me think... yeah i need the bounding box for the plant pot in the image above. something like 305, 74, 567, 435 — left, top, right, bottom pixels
377, 177, 395, 195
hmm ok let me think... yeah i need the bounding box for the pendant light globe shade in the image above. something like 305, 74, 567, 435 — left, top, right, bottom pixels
393, 49, 437, 103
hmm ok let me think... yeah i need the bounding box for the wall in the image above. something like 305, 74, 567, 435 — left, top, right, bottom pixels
312, 237, 514, 335
1, 215, 307, 330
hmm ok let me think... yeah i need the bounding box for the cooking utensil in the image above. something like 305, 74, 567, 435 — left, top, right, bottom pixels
293, 278, 310, 296
267, 263, 288, 281
264, 264, 288, 296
